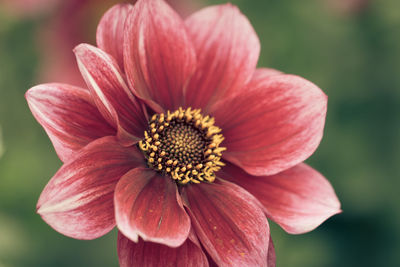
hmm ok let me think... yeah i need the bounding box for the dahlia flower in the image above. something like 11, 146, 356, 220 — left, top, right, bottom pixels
26, 0, 341, 266
1, 0, 198, 86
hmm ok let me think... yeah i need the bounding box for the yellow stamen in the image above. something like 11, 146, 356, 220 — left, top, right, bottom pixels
138, 107, 226, 185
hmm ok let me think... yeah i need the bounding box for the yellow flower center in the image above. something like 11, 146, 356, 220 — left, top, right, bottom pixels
139, 107, 226, 185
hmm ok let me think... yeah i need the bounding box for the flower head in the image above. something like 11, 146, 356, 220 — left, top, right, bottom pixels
26, 0, 341, 266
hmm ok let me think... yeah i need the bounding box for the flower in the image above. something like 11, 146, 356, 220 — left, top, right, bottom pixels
0, 0, 199, 86
26, 0, 341, 266
326, 0, 369, 14
36, 0, 198, 87
0, 0, 59, 17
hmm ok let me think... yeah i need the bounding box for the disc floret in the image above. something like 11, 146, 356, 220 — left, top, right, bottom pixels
139, 107, 225, 184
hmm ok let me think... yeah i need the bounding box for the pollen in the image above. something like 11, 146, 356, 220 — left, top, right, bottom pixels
138, 107, 226, 185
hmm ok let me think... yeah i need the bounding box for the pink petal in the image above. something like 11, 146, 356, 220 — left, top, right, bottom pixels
124, 0, 196, 112
26, 83, 114, 162
219, 162, 341, 234
117, 231, 208, 267
182, 179, 270, 267
185, 4, 260, 111
253, 68, 283, 80
96, 3, 133, 71
37, 136, 144, 240
211, 73, 327, 176
74, 44, 147, 143
115, 168, 191, 247
268, 236, 276, 267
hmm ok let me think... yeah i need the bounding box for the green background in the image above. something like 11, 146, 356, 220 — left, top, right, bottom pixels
1, 0, 400, 266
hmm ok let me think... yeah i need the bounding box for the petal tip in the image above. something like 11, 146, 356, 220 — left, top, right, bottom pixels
72, 43, 85, 54
140, 231, 189, 248
118, 227, 139, 244
25, 88, 33, 100
73, 43, 93, 57
25, 84, 43, 101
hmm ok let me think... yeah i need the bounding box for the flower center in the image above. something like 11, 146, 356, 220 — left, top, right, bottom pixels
139, 107, 225, 185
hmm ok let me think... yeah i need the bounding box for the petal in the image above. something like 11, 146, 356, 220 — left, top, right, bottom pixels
211, 73, 328, 176
182, 179, 270, 267
37, 136, 144, 240
26, 83, 114, 162
117, 231, 208, 267
96, 3, 133, 71
268, 236, 276, 267
124, 0, 196, 112
74, 44, 147, 143
252, 68, 283, 80
219, 163, 341, 234
185, 4, 260, 111
115, 168, 191, 247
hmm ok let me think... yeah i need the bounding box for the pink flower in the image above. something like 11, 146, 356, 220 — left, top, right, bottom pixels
1, 0, 199, 86
326, 0, 369, 14
0, 0, 59, 17
26, 0, 341, 266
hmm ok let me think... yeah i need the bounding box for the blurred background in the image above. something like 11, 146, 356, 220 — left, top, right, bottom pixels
1, 0, 399, 266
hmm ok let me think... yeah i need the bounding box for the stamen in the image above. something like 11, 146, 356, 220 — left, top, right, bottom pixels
138, 107, 225, 185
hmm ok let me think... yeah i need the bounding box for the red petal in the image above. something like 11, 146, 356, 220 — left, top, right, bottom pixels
219, 163, 341, 234
182, 179, 270, 267
115, 168, 191, 247
26, 83, 114, 162
268, 236, 276, 267
211, 73, 327, 176
37, 136, 143, 240
74, 44, 147, 143
96, 3, 133, 71
118, 231, 208, 267
124, 0, 196, 112
185, 4, 260, 111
